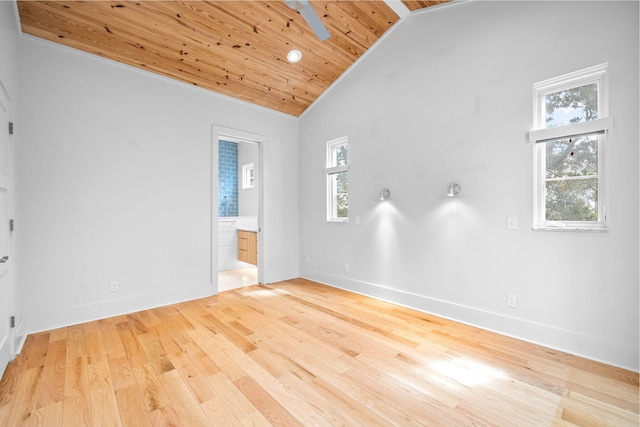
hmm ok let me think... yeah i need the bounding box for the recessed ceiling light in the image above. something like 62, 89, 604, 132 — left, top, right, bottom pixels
287, 49, 302, 63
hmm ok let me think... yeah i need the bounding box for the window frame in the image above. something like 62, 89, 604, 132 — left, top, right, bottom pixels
242, 162, 254, 189
326, 136, 349, 223
530, 63, 611, 232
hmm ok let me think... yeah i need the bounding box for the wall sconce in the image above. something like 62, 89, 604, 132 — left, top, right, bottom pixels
379, 188, 390, 200
447, 182, 461, 197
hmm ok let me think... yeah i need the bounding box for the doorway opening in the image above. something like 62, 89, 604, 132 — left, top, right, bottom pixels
212, 127, 264, 293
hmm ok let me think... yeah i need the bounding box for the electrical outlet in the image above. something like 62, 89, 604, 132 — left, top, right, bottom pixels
344, 263, 350, 272
507, 294, 517, 308
110, 281, 119, 293
507, 217, 518, 230
306, 256, 311, 264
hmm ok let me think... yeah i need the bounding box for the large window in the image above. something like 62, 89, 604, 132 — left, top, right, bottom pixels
530, 64, 612, 231
326, 137, 348, 222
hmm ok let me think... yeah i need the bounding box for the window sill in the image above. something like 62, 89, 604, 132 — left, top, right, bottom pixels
327, 219, 349, 224
532, 226, 608, 233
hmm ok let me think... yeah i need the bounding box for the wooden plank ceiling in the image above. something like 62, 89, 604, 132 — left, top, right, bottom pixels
17, 0, 450, 116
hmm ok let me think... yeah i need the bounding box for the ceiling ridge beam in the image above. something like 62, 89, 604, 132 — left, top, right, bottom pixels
382, 0, 411, 19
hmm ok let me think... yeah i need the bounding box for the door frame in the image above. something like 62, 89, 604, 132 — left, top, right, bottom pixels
0, 79, 15, 376
211, 125, 266, 291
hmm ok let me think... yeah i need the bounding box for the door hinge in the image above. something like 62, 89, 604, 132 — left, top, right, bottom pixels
8, 122, 13, 135
9, 219, 13, 232
10, 316, 15, 328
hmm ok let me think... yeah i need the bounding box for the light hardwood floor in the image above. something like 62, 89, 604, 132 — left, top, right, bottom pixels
0, 278, 638, 426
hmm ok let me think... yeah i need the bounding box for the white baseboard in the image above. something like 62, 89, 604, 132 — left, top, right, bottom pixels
24, 283, 215, 336
0, 333, 9, 376
14, 315, 26, 354
262, 268, 299, 285
301, 270, 639, 372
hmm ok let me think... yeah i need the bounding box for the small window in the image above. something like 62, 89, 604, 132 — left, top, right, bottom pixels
326, 137, 348, 222
242, 163, 254, 189
530, 64, 611, 231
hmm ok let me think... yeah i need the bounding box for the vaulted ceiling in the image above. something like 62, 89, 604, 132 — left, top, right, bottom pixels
17, 1, 450, 116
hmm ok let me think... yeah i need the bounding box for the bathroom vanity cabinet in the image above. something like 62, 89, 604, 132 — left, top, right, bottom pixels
237, 230, 257, 266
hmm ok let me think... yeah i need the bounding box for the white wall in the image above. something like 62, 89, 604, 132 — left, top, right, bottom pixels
238, 141, 259, 216
16, 35, 299, 333
299, 1, 639, 370
0, 2, 19, 96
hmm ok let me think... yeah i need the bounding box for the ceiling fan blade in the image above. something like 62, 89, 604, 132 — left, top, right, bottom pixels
298, 3, 330, 41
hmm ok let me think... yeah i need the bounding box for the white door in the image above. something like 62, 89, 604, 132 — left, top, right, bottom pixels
0, 84, 13, 377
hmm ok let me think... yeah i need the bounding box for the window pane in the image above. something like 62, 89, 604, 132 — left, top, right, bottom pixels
334, 144, 348, 167
545, 135, 598, 179
545, 82, 598, 128
546, 178, 598, 221
330, 171, 348, 219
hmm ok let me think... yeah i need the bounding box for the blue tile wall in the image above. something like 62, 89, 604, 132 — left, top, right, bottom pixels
218, 140, 238, 217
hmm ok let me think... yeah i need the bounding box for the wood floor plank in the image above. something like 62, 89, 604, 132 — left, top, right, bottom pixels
560, 390, 640, 427
206, 372, 270, 426
115, 384, 152, 427
210, 334, 333, 425
118, 327, 149, 369
87, 360, 122, 427
23, 333, 50, 370
2, 366, 43, 426
137, 333, 175, 375
27, 400, 63, 427
131, 362, 170, 413
85, 331, 107, 366
159, 369, 214, 427
168, 348, 216, 404
63, 356, 91, 426
105, 354, 137, 393
186, 327, 248, 382
148, 405, 181, 427
234, 375, 302, 426
179, 340, 221, 377
200, 396, 243, 427
36, 339, 66, 408
48, 327, 67, 343
1, 279, 637, 426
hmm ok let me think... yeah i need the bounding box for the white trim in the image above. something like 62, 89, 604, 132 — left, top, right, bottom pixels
212, 125, 267, 289
528, 117, 612, 143
532, 226, 609, 233
533, 132, 607, 231
532, 64, 610, 231
25, 282, 214, 336
301, 270, 639, 371
533, 63, 609, 131
14, 316, 26, 354
383, 0, 411, 18
326, 137, 349, 222
533, 62, 609, 93
325, 165, 349, 175
242, 163, 255, 189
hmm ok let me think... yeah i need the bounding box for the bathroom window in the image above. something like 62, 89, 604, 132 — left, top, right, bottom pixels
242, 163, 255, 189
530, 64, 611, 231
326, 137, 348, 222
